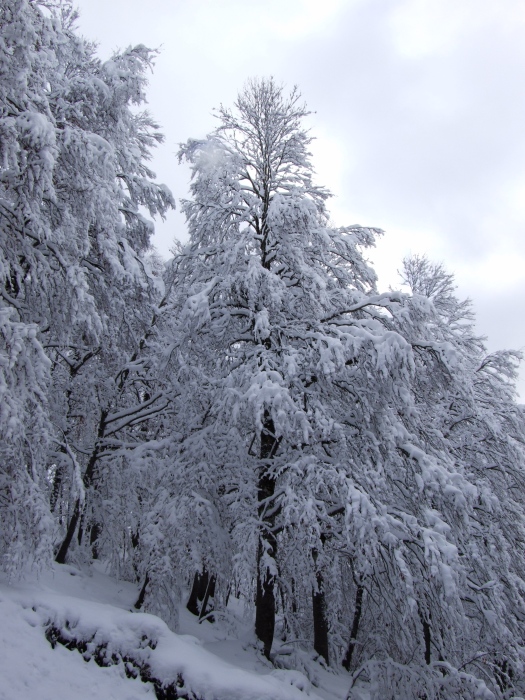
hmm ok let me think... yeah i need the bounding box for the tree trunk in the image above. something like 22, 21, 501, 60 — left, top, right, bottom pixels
134, 573, 150, 610
418, 604, 431, 665
255, 412, 280, 659
54, 410, 107, 564
77, 513, 84, 545
312, 568, 330, 665
55, 499, 80, 565
256, 538, 276, 658
422, 619, 431, 665
343, 584, 364, 671
199, 574, 216, 622
90, 522, 101, 559
50, 464, 63, 512
187, 572, 202, 616
291, 577, 297, 614
187, 568, 211, 616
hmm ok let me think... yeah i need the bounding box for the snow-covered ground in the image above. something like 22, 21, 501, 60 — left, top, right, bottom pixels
0, 564, 354, 700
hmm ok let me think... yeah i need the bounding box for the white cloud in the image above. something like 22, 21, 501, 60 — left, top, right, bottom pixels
264, 0, 352, 39
389, 0, 471, 58
388, 0, 525, 59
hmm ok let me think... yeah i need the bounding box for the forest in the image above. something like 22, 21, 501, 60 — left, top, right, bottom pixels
1, 1, 525, 699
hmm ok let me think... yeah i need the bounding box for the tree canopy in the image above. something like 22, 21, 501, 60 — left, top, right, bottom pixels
1, 5, 525, 697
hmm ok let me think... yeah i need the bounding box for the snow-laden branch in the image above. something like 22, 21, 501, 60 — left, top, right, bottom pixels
321, 292, 405, 322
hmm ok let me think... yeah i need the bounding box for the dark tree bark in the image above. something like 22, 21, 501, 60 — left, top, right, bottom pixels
55, 498, 81, 565
312, 568, 330, 665
422, 619, 431, 665
187, 569, 212, 617
187, 572, 202, 616
90, 522, 101, 559
77, 514, 84, 545
134, 573, 150, 610
255, 413, 280, 659
291, 577, 298, 614
256, 538, 276, 658
50, 464, 63, 512
199, 574, 216, 622
55, 410, 108, 564
342, 584, 364, 671
418, 605, 432, 665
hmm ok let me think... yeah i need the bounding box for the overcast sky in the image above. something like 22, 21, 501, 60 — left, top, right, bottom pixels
73, 0, 525, 399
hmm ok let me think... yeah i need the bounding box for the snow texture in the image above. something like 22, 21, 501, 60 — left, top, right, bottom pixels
0, 565, 350, 700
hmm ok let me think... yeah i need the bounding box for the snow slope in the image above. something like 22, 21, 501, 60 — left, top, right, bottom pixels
0, 564, 353, 700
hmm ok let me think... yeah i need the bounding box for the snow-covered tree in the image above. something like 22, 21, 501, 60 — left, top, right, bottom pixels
4, 13, 525, 693
0, 0, 174, 572
390, 255, 525, 696
168, 78, 415, 659
162, 80, 525, 699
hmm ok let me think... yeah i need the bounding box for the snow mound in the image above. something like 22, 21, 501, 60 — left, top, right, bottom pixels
0, 564, 327, 700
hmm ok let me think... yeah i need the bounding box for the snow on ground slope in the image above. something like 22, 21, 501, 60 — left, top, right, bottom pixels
0, 564, 352, 700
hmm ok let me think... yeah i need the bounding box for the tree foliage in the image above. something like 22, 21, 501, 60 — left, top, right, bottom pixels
2, 8, 525, 696
0, 0, 174, 572
161, 79, 525, 697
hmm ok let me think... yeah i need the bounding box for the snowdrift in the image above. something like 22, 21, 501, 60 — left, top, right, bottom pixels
0, 564, 344, 700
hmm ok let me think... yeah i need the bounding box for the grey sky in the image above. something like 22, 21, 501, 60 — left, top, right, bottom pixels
72, 0, 525, 398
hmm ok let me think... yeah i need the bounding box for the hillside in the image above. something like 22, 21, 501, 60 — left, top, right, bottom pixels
0, 564, 353, 700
